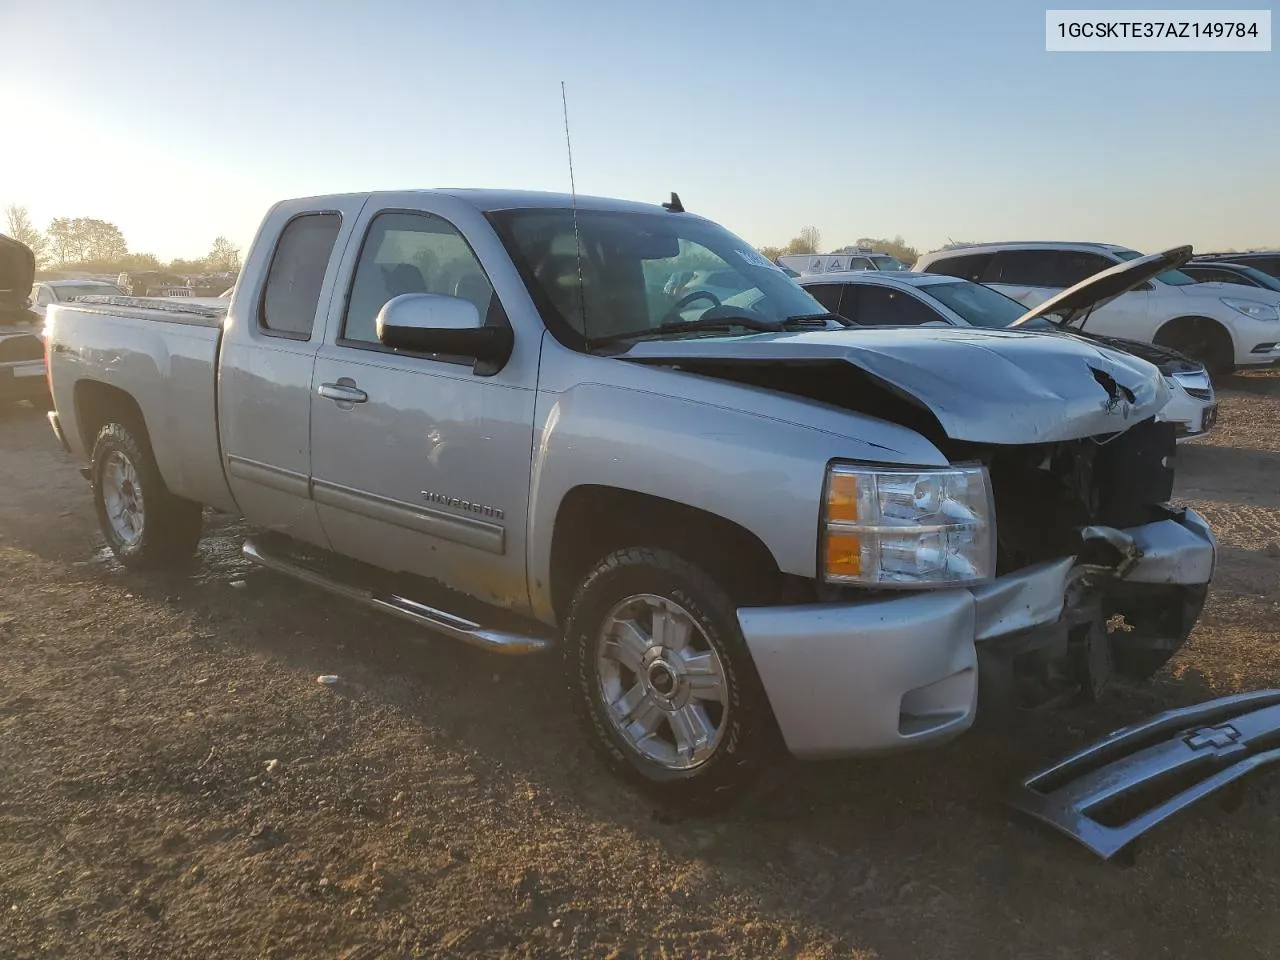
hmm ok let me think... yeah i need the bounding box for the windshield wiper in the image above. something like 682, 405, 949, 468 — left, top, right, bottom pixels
588, 313, 784, 347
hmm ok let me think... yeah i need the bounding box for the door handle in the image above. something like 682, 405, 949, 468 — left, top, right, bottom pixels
318, 381, 368, 404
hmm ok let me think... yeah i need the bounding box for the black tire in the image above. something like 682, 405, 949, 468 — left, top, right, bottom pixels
90, 421, 203, 569
1154, 318, 1236, 377
564, 547, 775, 811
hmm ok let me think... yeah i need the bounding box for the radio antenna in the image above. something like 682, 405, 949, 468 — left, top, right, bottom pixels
560, 81, 589, 342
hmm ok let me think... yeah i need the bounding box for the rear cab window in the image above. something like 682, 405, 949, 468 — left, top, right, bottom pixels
260, 213, 343, 340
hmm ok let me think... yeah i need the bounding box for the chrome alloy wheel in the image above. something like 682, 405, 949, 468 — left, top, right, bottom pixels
101, 450, 146, 547
595, 593, 729, 771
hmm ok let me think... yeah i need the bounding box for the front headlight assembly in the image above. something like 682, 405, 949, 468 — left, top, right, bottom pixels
821, 463, 996, 587
1221, 298, 1280, 322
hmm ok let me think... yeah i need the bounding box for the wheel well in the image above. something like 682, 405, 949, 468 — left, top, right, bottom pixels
548, 485, 788, 622
74, 380, 149, 454
1152, 316, 1234, 363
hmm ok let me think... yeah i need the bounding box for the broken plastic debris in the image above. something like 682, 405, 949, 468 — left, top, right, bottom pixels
316, 675, 340, 685
265, 758, 280, 774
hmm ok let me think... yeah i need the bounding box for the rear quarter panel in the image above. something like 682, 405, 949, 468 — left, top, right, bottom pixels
46, 303, 236, 512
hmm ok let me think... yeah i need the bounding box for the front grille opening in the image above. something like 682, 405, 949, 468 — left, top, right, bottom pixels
1083, 760, 1219, 827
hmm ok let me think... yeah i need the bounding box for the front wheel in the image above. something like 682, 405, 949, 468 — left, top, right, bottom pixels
91, 421, 203, 569
565, 547, 775, 810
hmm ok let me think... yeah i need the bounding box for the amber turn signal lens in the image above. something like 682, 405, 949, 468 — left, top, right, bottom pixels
827, 472, 860, 523
825, 532, 861, 577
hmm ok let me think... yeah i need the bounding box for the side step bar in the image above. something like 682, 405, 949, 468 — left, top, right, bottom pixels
1007, 689, 1280, 859
241, 537, 552, 656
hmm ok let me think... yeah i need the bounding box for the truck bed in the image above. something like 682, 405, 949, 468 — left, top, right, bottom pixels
45, 298, 236, 513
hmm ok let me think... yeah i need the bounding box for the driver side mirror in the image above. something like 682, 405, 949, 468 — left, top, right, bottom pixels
375, 293, 513, 373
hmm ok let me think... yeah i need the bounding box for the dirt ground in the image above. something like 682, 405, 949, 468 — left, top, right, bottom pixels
2, 373, 1279, 960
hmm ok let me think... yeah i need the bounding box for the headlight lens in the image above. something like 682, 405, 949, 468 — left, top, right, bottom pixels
821, 464, 996, 587
1221, 297, 1280, 322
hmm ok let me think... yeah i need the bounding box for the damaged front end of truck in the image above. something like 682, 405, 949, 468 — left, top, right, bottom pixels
628, 248, 1215, 719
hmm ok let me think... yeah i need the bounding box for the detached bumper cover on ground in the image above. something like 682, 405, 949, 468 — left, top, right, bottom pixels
737, 507, 1216, 759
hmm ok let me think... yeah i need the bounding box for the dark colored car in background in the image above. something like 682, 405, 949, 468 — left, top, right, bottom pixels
1183, 260, 1280, 293
1192, 251, 1280, 279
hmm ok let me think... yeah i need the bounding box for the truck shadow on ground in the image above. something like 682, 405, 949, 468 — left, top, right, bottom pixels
103, 534, 1271, 829
15, 499, 1280, 959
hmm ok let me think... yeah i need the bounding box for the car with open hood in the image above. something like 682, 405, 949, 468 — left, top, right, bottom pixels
42, 189, 1215, 808
27, 279, 128, 320
0, 234, 52, 411
913, 241, 1280, 375
795, 252, 1218, 441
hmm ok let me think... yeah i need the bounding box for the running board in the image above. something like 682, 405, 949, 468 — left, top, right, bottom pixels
1007, 689, 1280, 860
241, 537, 552, 656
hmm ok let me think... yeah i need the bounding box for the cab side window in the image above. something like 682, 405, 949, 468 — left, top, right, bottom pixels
342, 211, 496, 352
260, 213, 342, 339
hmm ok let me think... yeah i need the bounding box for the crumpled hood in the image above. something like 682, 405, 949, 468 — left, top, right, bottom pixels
624, 325, 1170, 445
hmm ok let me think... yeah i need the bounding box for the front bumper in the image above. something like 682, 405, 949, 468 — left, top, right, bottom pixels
1158, 379, 1217, 442
1240, 341, 1280, 366
738, 508, 1216, 759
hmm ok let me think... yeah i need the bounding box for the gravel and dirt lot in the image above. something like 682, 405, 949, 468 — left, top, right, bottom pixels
2, 373, 1279, 959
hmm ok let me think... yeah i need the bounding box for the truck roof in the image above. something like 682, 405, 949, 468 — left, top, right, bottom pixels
281, 188, 683, 217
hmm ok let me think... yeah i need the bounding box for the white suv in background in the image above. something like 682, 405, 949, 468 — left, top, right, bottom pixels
913, 242, 1280, 375
796, 269, 1217, 441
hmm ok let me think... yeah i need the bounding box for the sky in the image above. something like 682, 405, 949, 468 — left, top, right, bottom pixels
1, 0, 1277, 262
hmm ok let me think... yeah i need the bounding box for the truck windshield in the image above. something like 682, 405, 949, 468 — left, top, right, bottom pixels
488, 208, 831, 345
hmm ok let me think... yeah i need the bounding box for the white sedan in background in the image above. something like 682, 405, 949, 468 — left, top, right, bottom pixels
795, 270, 1218, 441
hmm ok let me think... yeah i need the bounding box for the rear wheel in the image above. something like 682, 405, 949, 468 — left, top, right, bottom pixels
565, 547, 775, 810
91, 421, 203, 569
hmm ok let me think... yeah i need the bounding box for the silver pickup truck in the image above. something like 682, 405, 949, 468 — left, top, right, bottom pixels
44, 189, 1216, 808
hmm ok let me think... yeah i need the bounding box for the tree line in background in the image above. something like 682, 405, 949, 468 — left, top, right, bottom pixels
757, 226, 921, 266
4, 204, 241, 277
